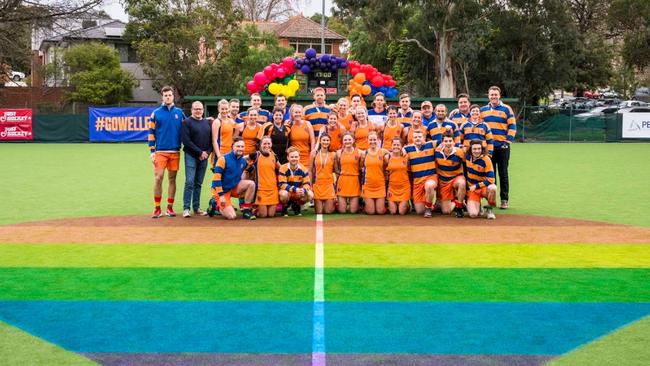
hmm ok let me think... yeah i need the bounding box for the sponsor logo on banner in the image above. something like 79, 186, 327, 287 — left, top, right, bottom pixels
622, 113, 650, 139
0, 109, 33, 141
89, 106, 157, 142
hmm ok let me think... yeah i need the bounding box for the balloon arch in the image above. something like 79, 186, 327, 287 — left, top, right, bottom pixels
246, 47, 398, 99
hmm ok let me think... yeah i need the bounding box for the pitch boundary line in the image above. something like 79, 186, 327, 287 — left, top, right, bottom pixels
312, 214, 326, 366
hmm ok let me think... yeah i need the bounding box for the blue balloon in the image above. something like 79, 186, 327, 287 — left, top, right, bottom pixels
339, 61, 348, 69
305, 48, 317, 59
321, 54, 330, 63
379, 86, 388, 93
314, 61, 321, 68
300, 65, 311, 74
330, 64, 337, 72
296, 59, 303, 66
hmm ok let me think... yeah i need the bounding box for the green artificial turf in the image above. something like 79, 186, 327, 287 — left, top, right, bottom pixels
0, 322, 97, 366
1, 143, 649, 226
323, 268, 650, 302
546, 316, 650, 366
0, 268, 313, 301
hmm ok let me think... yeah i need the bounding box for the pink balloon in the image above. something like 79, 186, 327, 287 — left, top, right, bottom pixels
254, 72, 268, 87
276, 67, 286, 79
247, 80, 257, 93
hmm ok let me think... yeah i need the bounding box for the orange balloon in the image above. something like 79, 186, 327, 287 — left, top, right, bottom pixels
353, 72, 366, 84
361, 84, 371, 95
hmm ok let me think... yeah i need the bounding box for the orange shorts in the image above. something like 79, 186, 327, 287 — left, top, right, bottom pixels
218, 187, 239, 209
467, 186, 488, 203
255, 189, 279, 206
337, 175, 361, 198
438, 176, 464, 201
412, 179, 435, 203
154, 152, 180, 171
313, 181, 336, 200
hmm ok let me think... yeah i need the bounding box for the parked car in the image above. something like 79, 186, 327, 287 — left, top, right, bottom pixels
574, 106, 620, 121
10, 71, 25, 81
618, 100, 649, 108
617, 107, 650, 114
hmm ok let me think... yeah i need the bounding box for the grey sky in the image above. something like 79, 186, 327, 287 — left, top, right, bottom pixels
102, 0, 333, 22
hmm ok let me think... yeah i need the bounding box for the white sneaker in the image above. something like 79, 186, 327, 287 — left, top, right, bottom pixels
486, 208, 496, 220
194, 208, 207, 216
183, 209, 191, 218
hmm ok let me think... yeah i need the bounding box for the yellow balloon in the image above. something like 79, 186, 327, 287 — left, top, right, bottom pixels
268, 83, 280, 95
288, 79, 300, 91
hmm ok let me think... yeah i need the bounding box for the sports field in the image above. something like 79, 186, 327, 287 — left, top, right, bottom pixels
1, 143, 649, 366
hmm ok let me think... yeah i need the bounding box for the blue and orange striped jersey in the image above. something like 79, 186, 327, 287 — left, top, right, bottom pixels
449, 111, 470, 128
397, 109, 413, 128
434, 147, 465, 184
465, 154, 495, 190
235, 109, 271, 125
278, 163, 311, 192
422, 113, 436, 128
404, 141, 437, 184
211, 151, 249, 197
480, 102, 516, 147
148, 103, 184, 153
427, 119, 460, 147
459, 121, 494, 157
304, 104, 331, 137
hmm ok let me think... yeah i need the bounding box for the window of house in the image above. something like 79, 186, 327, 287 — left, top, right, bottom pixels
115, 43, 137, 63
290, 41, 332, 54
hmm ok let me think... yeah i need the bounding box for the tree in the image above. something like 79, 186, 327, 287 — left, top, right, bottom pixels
234, 0, 299, 21
609, 0, 650, 72
63, 43, 135, 105
123, 0, 242, 99
335, 0, 482, 98
0, 0, 102, 71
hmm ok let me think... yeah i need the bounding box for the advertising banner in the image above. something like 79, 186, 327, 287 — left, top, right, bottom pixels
0, 109, 33, 141
89, 106, 156, 142
622, 113, 650, 139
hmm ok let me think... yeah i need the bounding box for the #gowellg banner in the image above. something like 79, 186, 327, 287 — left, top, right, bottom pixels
0, 109, 33, 141
89, 106, 157, 142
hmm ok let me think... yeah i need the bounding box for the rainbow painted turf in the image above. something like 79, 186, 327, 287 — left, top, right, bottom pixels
0, 241, 649, 366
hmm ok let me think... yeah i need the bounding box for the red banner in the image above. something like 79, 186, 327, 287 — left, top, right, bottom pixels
0, 109, 33, 141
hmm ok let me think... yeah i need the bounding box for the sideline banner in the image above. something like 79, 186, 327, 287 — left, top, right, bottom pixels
0, 109, 33, 141
89, 106, 156, 142
622, 113, 650, 139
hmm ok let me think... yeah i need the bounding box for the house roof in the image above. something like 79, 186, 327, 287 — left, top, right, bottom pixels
42, 20, 126, 44
273, 15, 345, 40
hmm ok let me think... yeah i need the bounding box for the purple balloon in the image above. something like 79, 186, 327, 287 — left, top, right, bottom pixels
314, 61, 321, 68
305, 48, 317, 59
300, 65, 311, 74
330, 64, 338, 71
321, 54, 330, 63
339, 61, 348, 69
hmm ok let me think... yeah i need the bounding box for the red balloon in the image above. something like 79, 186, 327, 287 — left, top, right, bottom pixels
350, 67, 360, 75
371, 75, 384, 88
282, 57, 295, 70
263, 66, 275, 79
276, 67, 287, 79
247, 80, 257, 93
388, 79, 396, 87
254, 72, 268, 87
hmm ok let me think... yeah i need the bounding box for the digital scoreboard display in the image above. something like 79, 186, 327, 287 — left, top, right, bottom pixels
307, 70, 339, 94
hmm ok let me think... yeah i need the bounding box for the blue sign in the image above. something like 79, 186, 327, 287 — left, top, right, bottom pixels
89, 106, 156, 142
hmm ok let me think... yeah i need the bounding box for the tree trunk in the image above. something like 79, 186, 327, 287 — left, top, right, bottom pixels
438, 31, 455, 98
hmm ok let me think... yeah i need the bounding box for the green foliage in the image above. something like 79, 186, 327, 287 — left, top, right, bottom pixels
63, 43, 135, 105
124, 0, 292, 98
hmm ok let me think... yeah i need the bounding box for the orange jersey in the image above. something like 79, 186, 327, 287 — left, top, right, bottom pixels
382, 122, 403, 148
242, 123, 261, 155
387, 154, 410, 202
361, 148, 387, 198
465, 154, 495, 190
289, 121, 312, 168
253, 152, 278, 191
339, 114, 354, 131
405, 141, 437, 185
434, 147, 465, 184
397, 109, 413, 128
312, 150, 336, 200
354, 122, 374, 150
320, 124, 345, 152
406, 126, 427, 145
215, 117, 236, 156
278, 163, 311, 192
337, 148, 361, 197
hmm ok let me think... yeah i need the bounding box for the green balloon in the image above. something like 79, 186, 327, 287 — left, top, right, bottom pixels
283, 76, 292, 84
